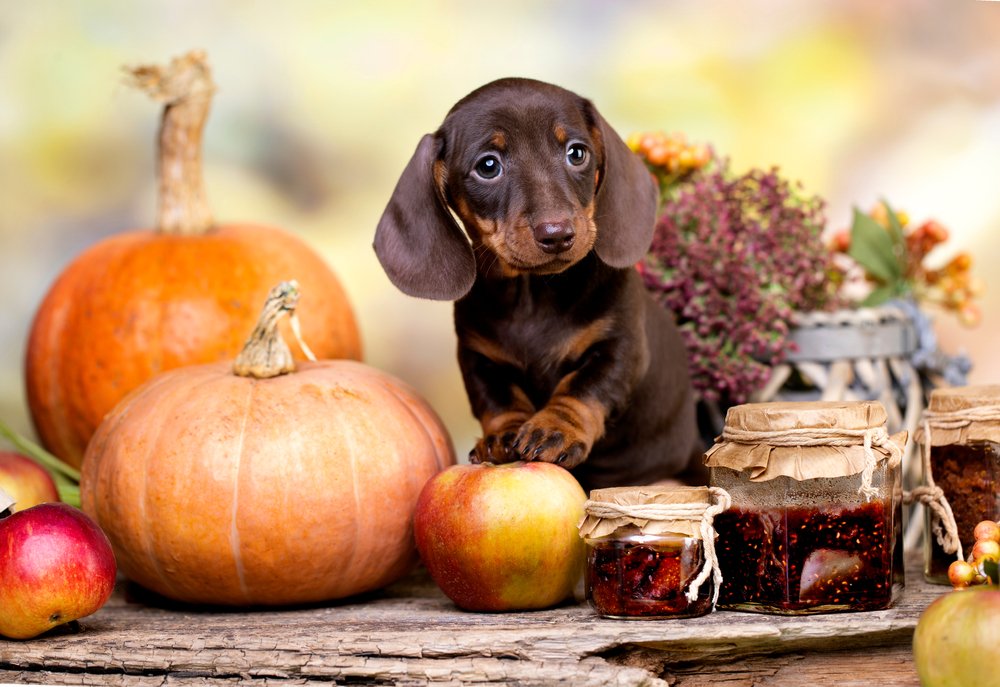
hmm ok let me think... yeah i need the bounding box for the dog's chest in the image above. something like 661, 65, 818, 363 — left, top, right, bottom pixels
459, 271, 611, 386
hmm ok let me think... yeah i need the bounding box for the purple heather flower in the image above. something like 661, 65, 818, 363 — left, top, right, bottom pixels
641, 160, 842, 403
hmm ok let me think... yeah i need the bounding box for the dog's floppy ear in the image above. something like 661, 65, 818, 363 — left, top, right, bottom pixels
374, 133, 476, 301
586, 105, 659, 268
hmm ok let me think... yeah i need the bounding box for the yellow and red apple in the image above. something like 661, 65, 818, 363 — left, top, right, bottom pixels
413, 460, 587, 612
0, 450, 59, 512
0, 502, 116, 639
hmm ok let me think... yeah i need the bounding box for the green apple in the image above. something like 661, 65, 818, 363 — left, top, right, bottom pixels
414, 461, 586, 612
913, 585, 1000, 687
0, 503, 116, 639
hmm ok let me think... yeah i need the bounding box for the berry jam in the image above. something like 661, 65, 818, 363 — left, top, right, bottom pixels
714, 501, 898, 614
585, 537, 712, 618
925, 441, 1000, 583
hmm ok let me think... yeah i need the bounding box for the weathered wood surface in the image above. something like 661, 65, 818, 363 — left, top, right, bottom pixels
0, 551, 938, 686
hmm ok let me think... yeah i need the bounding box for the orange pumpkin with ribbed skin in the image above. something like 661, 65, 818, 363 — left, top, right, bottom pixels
25, 224, 361, 469
24, 52, 361, 469
79, 284, 453, 606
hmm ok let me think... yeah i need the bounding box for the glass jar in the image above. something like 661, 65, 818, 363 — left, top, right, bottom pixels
915, 386, 1000, 584
705, 401, 905, 615
583, 527, 712, 619
578, 486, 726, 619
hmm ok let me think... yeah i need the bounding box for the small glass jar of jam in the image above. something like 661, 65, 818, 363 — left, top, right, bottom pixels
915, 385, 1000, 584
705, 401, 906, 615
578, 486, 729, 619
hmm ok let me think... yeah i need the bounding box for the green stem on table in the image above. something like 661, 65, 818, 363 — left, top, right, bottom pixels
0, 416, 82, 506
57, 484, 81, 508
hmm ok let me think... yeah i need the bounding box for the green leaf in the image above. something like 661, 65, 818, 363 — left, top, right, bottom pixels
860, 283, 902, 308
848, 208, 903, 284
985, 559, 999, 586
880, 198, 909, 267
57, 484, 81, 509
0, 416, 81, 484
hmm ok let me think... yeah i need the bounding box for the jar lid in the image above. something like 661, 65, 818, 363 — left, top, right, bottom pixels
704, 400, 906, 482
577, 486, 710, 539
914, 385, 1000, 446
723, 400, 888, 432
928, 385, 1000, 412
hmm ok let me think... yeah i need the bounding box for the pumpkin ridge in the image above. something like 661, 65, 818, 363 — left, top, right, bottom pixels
332, 384, 363, 599
352, 362, 455, 473
369, 376, 441, 520
229, 378, 256, 604
140, 369, 224, 600
82, 366, 184, 517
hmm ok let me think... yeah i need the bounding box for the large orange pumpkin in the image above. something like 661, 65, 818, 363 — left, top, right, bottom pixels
25, 51, 361, 469
80, 282, 454, 606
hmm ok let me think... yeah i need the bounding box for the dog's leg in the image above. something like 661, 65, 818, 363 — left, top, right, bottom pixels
512, 335, 639, 469
460, 348, 537, 464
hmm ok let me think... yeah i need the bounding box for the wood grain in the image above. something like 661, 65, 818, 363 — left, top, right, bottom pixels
0, 551, 938, 685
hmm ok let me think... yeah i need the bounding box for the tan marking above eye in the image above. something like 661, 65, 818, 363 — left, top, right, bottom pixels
491, 132, 505, 149
589, 126, 604, 163
554, 125, 567, 145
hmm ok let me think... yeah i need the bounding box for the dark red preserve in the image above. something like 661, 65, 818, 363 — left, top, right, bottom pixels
714, 500, 901, 613
585, 534, 712, 619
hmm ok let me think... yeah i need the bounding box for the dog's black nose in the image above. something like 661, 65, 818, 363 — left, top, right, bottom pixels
534, 221, 575, 254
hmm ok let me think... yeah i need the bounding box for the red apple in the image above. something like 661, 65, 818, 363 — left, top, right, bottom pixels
0, 450, 59, 512
414, 460, 587, 612
913, 586, 1000, 687
0, 502, 116, 639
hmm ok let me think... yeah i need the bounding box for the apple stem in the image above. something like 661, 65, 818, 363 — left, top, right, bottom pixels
0, 416, 82, 487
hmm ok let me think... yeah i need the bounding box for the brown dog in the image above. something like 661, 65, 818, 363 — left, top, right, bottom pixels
374, 78, 702, 491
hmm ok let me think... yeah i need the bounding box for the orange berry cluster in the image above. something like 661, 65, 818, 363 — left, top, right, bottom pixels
831, 202, 983, 326
948, 520, 1000, 589
627, 131, 711, 178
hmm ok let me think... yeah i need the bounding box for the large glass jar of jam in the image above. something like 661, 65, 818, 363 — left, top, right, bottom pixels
577, 486, 729, 619
705, 401, 905, 615
915, 385, 1000, 584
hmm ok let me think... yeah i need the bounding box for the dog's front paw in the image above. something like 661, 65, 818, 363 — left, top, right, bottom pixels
512, 412, 591, 469
469, 431, 520, 464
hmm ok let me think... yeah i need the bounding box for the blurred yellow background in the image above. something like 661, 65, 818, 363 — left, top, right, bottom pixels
2, 0, 998, 461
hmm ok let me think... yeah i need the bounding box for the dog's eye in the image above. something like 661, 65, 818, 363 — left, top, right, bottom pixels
566, 144, 588, 167
474, 156, 502, 179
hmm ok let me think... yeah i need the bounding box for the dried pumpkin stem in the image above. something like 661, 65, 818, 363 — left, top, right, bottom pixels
126, 50, 215, 235
233, 281, 317, 379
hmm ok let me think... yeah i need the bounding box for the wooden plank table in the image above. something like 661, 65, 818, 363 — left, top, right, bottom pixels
0, 550, 939, 686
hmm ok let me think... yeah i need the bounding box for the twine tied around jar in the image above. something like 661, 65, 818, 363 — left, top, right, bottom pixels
581, 487, 731, 606
720, 425, 902, 501
904, 405, 1000, 562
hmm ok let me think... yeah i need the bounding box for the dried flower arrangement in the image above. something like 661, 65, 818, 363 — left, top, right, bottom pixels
831, 201, 983, 327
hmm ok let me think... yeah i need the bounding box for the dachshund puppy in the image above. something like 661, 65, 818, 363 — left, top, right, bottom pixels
374, 78, 702, 491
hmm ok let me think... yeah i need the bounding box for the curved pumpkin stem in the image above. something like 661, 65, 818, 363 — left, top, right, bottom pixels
126, 50, 215, 236
233, 281, 317, 379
